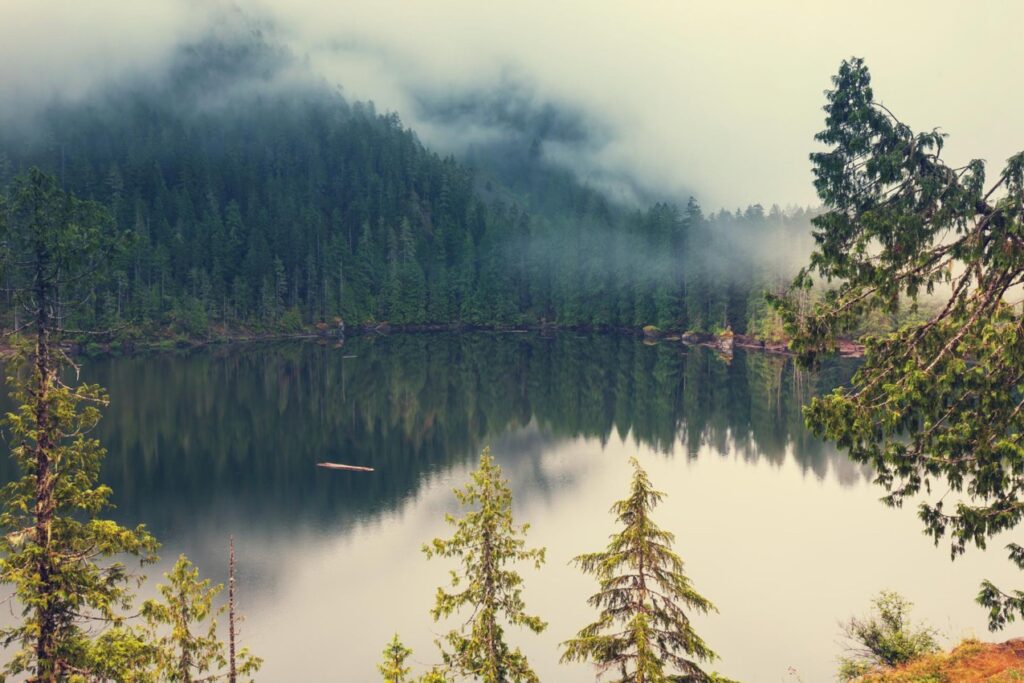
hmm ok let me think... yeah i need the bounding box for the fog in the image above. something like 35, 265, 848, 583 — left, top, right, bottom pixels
3, 0, 1023, 209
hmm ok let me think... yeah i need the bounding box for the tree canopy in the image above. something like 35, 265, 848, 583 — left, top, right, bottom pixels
777, 57, 1024, 628
0, 170, 259, 682
423, 448, 546, 682
0, 35, 813, 340
0, 170, 159, 681
561, 458, 719, 683
141, 554, 261, 682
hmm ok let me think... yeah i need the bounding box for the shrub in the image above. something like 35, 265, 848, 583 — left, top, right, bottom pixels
278, 306, 303, 333
170, 296, 209, 337
838, 591, 940, 680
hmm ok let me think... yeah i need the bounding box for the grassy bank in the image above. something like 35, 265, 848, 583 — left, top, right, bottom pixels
854, 639, 1024, 682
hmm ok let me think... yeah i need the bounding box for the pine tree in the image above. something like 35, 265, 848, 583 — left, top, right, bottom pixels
141, 554, 262, 683
0, 169, 160, 681
419, 670, 450, 683
378, 634, 412, 683
561, 457, 719, 683
423, 448, 546, 683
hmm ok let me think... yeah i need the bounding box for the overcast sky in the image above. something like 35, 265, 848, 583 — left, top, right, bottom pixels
4, 0, 1023, 209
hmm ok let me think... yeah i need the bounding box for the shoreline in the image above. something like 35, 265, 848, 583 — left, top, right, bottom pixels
0, 322, 866, 359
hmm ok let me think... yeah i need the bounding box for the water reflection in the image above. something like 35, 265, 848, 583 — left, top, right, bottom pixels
61, 334, 859, 536
7, 335, 1021, 681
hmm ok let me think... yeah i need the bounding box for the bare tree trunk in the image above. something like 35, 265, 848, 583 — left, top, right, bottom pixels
481, 525, 498, 682
636, 547, 647, 683
229, 535, 237, 683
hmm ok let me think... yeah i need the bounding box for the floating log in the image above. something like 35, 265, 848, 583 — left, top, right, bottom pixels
317, 462, 375, 472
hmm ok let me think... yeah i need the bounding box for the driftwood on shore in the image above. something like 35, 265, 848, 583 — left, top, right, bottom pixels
317, 462, 375, 472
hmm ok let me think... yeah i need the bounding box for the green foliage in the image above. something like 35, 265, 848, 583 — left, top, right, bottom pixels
745, 280, 789, 344
170, 296, 209, 338
0, 36, 814, 341
0, 361, 159, 680
776, 58, 1024, 629
379, 634, 413, 683
561, 457, 719, 682
78, 626, 159, 682
423, 448, 546, 683
837, 592, 940, 681
0, 170, 255, 682
141, 555, 262, 683
419, 669, 452, 683
0, 169, 159, 680
278, 305, 304, 333
0, 169, 122, 326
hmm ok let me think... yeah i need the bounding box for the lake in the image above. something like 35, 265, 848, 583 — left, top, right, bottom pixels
7, 332, 1020, 681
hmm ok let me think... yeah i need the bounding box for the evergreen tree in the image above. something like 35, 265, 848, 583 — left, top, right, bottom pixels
775, 57, 1024, 628
142, 554, 262, 683
423, 448, 546, 683
681, 199, 709, 332
378, 634, 413, 683
561, 457, 719, 683
143, 555, 223, 681
0, 169, 159, 681
0, 33, 817, 342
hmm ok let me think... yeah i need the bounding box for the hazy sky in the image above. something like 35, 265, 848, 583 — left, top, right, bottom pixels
4, 0, 1023, 208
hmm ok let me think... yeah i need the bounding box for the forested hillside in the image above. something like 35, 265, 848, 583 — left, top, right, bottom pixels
0, 35, 814, 340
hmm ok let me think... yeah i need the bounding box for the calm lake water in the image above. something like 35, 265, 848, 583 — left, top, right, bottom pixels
5, 333, 1020, 681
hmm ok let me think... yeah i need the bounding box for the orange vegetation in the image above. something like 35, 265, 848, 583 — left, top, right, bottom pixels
857, 639, 1024, 682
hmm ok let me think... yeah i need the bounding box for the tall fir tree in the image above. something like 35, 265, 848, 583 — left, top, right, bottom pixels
0, 169, 160, 681
561, 457, 720, 683
423, 448, 546, 683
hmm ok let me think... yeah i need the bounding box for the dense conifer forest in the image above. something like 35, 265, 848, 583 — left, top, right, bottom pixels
0, 36, 814, 341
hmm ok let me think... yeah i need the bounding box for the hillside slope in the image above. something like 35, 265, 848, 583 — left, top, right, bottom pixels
0, 32, 813, 339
